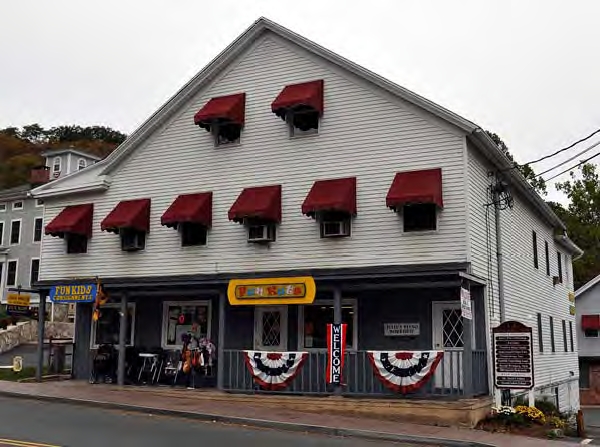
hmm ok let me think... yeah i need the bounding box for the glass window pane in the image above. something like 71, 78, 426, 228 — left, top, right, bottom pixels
303, 303, 354, 349
95, 307, 133, 346
165, 303, 209, 345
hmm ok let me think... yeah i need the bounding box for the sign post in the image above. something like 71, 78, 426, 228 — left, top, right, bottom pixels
326, 323, 347, 386
493, 321, 535, 392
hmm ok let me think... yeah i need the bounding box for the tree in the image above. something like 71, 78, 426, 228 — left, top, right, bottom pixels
554, 163, 600, 289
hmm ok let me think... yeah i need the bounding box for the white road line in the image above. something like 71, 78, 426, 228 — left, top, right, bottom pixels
581, 439, 593, 445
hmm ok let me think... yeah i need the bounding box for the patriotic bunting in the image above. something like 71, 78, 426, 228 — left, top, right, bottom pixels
243, 351, 308, 390
368, 351, 443, 393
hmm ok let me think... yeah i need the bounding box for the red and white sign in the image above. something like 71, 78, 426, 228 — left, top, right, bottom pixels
326, 323, 347, 385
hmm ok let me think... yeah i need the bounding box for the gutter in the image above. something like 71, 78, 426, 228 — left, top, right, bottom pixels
554, 234, 584, 260
30, 178, 111, 199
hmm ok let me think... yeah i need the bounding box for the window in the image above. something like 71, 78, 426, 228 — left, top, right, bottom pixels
580, 360, 590, 389
532, 231, 538, 269
52, 157, 61, 174
545, 241, 550, 275
35, 199, 44, 207
10, 220, 21, 245
537, 313, 543, 353
247, 222, 276, 243
12, 201, 23, 211
33, 217, 43, 242
162, 301, 211, 348
66, 234, 88, 254
562, 320, 568, 352
549, 316, 555, 352
287, 109, 319, 137
566, 255, 570, 283
557, 251, 563, 283
403, 203, 437, 232
585, 327, 599, 338
0, 262, 3, 286
30, 259, 40, 286
180, 223, 207, 247
569, 321, 574, 352
299, 300, 357, 350
319, 212, 351, 238
6, 260, 17, 287
213, 123, 241, 146
78, 158, 86, 171
91, 303, 135, 348
0, 221, 4, 246
120, 228, 146, 251
0, 203, 5, 212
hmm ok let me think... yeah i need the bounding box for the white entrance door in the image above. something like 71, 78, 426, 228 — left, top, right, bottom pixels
432, 301, 473, 390
254, 306, 288, 351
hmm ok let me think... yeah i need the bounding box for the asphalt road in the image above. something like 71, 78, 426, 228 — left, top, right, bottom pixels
0, 396, 422, 447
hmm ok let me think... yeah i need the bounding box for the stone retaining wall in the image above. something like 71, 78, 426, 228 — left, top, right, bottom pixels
0, 321, 74, 354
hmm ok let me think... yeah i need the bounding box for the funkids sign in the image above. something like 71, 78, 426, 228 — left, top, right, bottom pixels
326, 323, 347, 385
50, 284, 97, 303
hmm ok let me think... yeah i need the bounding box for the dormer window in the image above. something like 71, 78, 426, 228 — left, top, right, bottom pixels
301, 177, 356, 239
194, 93, 245, 147
228, 185, 281, 244
52, 157, 61, 177
101, 199, 151, 252
45, 203, 93, 254
78, 158, 87, 170
386, 168, 443, 233
161, 192, 212, 247
272, 80, 324, 137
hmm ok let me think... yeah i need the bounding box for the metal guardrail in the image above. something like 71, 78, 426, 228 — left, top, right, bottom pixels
223, 349, 489, 397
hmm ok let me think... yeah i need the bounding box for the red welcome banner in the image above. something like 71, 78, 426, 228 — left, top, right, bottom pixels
326, 323, 347, 384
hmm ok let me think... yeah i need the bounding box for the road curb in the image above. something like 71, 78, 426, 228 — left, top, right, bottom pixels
0, 389, 495, 447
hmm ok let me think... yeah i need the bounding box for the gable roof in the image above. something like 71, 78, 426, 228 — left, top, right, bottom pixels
576, 273, 600, 298
30, 17, 571, 238
42, 147, 102, 161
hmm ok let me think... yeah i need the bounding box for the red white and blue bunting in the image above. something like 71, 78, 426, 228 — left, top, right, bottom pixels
243, 351, 308, 390
368, 351, 443, 394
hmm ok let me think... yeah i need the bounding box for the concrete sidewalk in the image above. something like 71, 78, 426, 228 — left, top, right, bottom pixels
0, 380, 582, 447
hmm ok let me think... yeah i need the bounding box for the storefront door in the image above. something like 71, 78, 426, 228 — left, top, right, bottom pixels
254, 306, 288, 351
432, 301, 473, 390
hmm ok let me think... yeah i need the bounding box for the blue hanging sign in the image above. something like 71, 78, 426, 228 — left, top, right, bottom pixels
50, 284, 97, 303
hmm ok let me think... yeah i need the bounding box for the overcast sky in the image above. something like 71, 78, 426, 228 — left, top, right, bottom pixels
1, 0, 598, 203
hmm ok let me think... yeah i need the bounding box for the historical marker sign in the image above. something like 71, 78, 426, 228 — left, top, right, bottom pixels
493, 321, 534, 390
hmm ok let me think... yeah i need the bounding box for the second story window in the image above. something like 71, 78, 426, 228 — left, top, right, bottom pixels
228, 185, 281, 244
78, 158, 87, 171
161, 192, 213, 248
545, 241, 550, 276
45, 204, 94, 255
557, 251, 563, 283
101, 199, 150, 252
532, 231, 538, 269
582, 315, 600, 338
10, 220, 21, 245
33, 217, 43, 242
549, 316, 555, 352
52, 157, 61, 176
0, 221, 4, 246
194, 93, 245, 147
0, 203, 6, 212
12, 201, 23, 211
30, 259, 40, 286
6, 260, 17, 287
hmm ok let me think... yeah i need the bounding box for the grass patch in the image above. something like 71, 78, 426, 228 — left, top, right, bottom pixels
0, 367, 43, 381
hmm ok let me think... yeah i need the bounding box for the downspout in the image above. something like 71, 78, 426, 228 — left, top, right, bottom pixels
493, 189, 506, 323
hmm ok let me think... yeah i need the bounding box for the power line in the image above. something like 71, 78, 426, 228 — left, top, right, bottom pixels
535, 140, 600, 178
543, 151, 600, 182
526, 127, 600, 166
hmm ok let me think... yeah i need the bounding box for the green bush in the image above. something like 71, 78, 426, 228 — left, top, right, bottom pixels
535, 399, 559, 416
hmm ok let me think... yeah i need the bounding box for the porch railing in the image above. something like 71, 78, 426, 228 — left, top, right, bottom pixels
223, 349, 488, 397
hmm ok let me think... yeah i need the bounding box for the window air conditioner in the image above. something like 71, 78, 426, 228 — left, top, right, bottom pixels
321, 220, 350, 238
247, 224, 274, 243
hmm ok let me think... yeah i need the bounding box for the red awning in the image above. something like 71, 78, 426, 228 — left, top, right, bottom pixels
228, 185, 282, 223
386, 168, 443, 210
101, 199, 151, 234
301, 177, 357, 217
161, 192, 212, 229
271, 80, 324, 119
194, 93, 246, 130
45, 204, 94, 238
582, 315, 600, 330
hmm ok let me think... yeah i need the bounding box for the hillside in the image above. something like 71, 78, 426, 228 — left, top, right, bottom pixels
0, 124, 126, 190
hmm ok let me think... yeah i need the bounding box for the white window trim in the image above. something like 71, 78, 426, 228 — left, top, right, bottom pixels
401, 205, 440, 235
9, 219, 22, 245
32, 217, 43, 243
0, 203, 6, 212
0, 221, 4, 246
90, 302, 136, 349
35, 199, 44, 208
29, 257, 40, 287
78, 158, 87, 170
52, 157, 61, 173
161, 300, 212, 349
297, 298, 358, 351
5, 259, 18, 287
12, 201, 23, 211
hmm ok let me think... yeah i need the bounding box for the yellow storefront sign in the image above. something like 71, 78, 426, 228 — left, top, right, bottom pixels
227, 277, 316, 305
568, 291, 575, 303
6, 293, 31, 307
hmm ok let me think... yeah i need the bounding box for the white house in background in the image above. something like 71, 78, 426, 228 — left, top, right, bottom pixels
31, 17, 582, 413
575, 274, 600, 405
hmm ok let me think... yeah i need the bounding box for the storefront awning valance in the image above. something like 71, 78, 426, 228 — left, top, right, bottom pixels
45, 203, 94, 238
193, 93, 246, 131
582, 315, 600, 330
386, 168, 443, 210
301, 177, 356, 217
271, 80, 324, 119
101, 198, 151, 234
161, 192, 212, 229
228, 185, 282, 223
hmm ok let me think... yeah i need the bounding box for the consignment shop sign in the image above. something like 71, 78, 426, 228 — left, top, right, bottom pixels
227, 277, 316, 305
493, 320, 535, 390
50, 284, 97, 303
